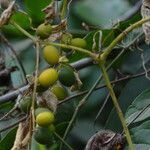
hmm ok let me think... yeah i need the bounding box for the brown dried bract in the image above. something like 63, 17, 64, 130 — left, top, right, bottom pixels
141, 0, 150, 44
85, 130, 125, 150
0, 1, 16, 27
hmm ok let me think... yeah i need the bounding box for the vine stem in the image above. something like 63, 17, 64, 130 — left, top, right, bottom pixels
99, 63, 134, 150
61, 0, 68, 19
101, 17, 150, 60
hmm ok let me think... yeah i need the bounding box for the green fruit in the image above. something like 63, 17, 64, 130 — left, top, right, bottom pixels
36, 23, 52, 39
36, 84, 49, 93
71, 38, 87, 48
36, 111, 55, 127
61, 33, 72, 44
43, 45, 60, 65
51, 85, 68, 100
35, 107, 50, 117
34, 125, 55, 145
19, 96, 32, 113
58, 66, 75, 87
61, 33, 72, 52
38, 68, 58, 88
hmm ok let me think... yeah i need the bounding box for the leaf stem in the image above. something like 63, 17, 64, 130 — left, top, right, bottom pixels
99, 63, 134, 150
11, 21, 37, 43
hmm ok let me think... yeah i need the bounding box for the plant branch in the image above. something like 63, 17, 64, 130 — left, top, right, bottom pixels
101, 18, 150, 60
0, 116, 27, 133
99, 64, 134, 150
0, 85, 29, 104
117, 0, 142, 22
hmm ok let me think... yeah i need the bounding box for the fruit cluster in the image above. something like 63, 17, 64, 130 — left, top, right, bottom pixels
18, 21, 87, 146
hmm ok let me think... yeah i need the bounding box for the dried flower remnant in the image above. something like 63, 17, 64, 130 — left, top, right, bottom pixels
141, 0, 150, 44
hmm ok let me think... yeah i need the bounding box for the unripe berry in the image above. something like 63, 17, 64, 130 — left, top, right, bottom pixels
36, 111, 55, 127
61, 33, 72, 44
38, 68, 58, 88
35, 107, 50, 117
58, 65, 75, 87
61, 33, 73, 52
19, 96, 32, 113
36, 23, 52, 39
71, 38, 87, 48
34, 124, 55, 145
43, 45, 60, 65
51, 85, 68, 100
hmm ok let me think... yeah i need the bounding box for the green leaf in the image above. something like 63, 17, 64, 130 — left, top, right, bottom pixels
125, 89, 150, 124
73, 0, 131, 28
105, 76, 150, 131
0, 127, 17, 150
55, 122, 69, 136
2, 11, 31, 37
24, 0, 52, 24
121, 44, 150, 74
131, 120, 150, 144
105, 41, 150, 131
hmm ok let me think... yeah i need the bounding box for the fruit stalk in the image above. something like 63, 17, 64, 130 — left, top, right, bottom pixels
48, 42, 97, 60
99, 63, 134, 150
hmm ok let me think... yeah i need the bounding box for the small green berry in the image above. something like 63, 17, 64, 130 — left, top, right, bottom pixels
36, 23, 52, 39
71, 38, 87, 48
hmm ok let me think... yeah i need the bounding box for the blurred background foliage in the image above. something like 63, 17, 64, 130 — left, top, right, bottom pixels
0, 0, 150, 149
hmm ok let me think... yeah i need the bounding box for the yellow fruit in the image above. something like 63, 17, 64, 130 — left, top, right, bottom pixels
35, 107, 50, 117
43, 45, 60, 65
71, 38, 87, 48
36, 23, 52, 39
38, 68, 58, 88
51, 85, 68, 100
36, 111, 55, 127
